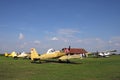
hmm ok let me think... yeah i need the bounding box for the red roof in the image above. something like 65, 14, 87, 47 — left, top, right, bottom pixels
64, 48, 87, 54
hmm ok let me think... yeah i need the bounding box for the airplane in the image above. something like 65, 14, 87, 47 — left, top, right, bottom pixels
98, 52, 111, 57
4, 51, 17, 58
30, 48, 82, 63
93, 50, 117, 57
17, 52, 31, 59
5, 51, 30, 59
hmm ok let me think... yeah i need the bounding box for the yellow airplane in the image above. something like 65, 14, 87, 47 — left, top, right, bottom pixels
30, 48, 82, 63
4, 51, 17, 58
5, 51, 30, 59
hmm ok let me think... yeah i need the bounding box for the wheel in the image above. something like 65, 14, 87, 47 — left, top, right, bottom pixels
66, 59, 70, 63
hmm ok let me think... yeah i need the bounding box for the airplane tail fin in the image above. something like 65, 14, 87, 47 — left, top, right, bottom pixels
11, 51, 17, 58
30, 48, 40, 60
5, 52, 8, 57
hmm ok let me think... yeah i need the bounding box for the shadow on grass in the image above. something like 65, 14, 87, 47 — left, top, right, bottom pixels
31, 60, 83, 65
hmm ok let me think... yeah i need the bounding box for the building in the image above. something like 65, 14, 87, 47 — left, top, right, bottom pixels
68, 48, 87, 55
62, 48, 88, 58
62, 48, 87, 54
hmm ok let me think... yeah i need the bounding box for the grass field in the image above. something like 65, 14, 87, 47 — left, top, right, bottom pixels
0, 55, 120, 80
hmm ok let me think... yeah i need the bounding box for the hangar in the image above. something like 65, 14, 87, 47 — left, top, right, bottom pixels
62, 48, 88, 57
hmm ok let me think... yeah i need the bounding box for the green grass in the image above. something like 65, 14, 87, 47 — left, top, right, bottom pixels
0, 55, 120, 80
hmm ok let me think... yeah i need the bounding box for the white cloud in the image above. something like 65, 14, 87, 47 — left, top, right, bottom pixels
51, 37, 59, 41
108, 37, 120, 47
34, 40, 41, 45
115, 43, 120, 46
43, 28, 120, 53
45, 36, 120, 52
110, 37, 120, 42
77, 39, 83, 43
44, 28, 81, 43
58, 28, 81, 37
19, 33, 24, 40
28, 29, 120, 53
108, 40, 112, 44
20, 42, 27, 48
58, 29, 78, 34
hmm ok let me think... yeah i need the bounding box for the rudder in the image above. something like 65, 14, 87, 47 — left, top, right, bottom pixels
30, 48, 40, 60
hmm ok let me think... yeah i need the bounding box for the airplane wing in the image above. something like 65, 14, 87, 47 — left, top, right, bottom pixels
59, 54, 82, 61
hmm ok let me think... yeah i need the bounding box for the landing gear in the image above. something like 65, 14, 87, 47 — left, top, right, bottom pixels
13, 56, 18, 60
66, 59, 70, 63
31, 58, 41, 63
58, 59, 70, 63
58, 59, 62, 63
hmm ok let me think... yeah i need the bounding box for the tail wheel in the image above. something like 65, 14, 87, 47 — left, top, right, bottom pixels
13, 56, 18, 60
58, 59, 62, 63
66, 59, 70, 63
38, 59, 41, 63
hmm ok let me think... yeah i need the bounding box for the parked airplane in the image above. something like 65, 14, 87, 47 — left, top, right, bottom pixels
5, 51, 30, 59
17, 52, 30, 59
4, 51, 17, 58
98, 52, 111, 57
93, 50, 117, 57
30, 48, 82, 63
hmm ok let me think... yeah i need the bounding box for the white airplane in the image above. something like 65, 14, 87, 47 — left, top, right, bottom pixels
17, 52, 30, 59
95, 50, 117, 57
98, 52, 111, 57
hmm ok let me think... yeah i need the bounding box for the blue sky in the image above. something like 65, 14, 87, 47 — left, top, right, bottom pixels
0, 0, 120, 53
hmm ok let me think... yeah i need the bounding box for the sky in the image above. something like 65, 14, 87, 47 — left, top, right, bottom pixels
0, 0, 120, 53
